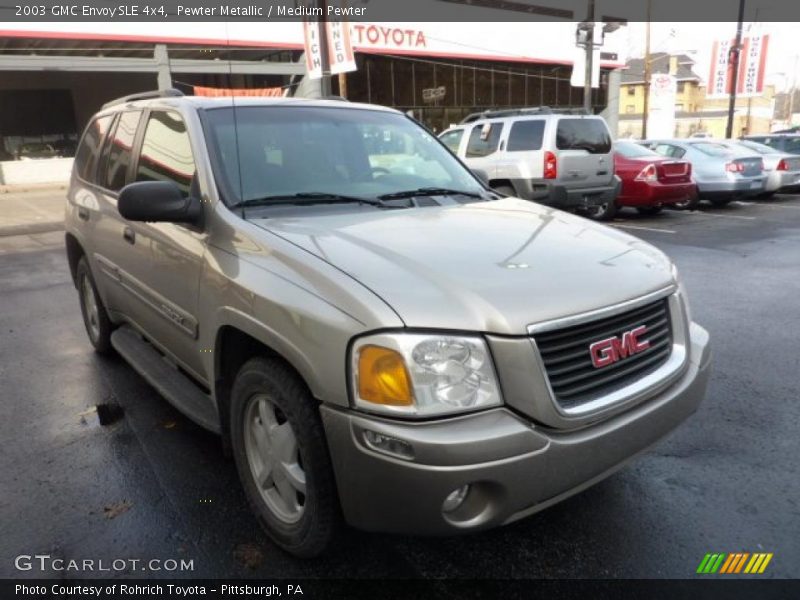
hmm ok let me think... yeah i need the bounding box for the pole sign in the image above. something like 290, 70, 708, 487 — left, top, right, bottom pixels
647, 73, 677, 138
708, 34, 769, 98
326, 20, 357, 75
303, 20, 323, 80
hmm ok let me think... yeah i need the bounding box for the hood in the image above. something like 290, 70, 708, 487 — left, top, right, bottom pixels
252, 199, 675, 335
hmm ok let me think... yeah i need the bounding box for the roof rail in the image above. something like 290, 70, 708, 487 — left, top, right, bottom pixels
102, 88, 184, 109
459, 106, 590, 124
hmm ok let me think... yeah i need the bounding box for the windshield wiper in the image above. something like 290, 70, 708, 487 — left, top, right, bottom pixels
231, 192, 386, 209
377, 187, 485, 200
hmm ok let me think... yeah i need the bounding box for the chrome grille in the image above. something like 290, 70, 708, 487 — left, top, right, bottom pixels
533, 299, 672, 408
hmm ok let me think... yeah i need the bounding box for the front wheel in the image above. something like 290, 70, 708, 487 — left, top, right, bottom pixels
583, 200, 617, 221
230, 357, 340, 558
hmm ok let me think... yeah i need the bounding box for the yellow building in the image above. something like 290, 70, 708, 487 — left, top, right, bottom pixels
617, 52, 775, 139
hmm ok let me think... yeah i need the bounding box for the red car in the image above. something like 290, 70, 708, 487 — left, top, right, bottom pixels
612, 141, 697, 216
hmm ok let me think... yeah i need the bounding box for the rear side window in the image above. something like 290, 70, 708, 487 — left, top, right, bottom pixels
101, 110, 141, 192
439, 129, 464, 153
692, 142, 732, 157
555, 118, 611, 154
74, 115, 113, 182
466, 122, 503, 158
135, 111, 196, 196
507, 120, 545, 152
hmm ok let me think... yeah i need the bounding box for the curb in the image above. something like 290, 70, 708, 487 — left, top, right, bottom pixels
0, 222, 64, 238
0, 183, 68, 194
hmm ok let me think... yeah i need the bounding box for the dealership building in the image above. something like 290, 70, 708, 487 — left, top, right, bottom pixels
0, 19, 626, 177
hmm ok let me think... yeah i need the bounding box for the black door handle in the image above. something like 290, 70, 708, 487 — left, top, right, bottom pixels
77, 207, 90, 221
123, 227, 136, 245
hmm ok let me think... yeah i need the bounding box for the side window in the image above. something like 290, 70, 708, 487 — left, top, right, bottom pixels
466, 122, 503, 158
439, 129, 464, 153
506, 120, 545, 152
102, 110, 142, 192
74, 115, 113, 182
136, 111, 196, 196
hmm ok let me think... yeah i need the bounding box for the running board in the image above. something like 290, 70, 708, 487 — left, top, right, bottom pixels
111, 325, 220, 433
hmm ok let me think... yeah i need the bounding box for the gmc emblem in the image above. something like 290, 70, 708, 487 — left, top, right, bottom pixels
589, 325, 650, 368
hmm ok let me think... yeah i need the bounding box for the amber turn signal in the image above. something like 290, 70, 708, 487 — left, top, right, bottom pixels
357, 345, 414, 406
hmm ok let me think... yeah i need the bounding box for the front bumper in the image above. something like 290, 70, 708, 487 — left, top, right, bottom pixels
322, 323, 711, 535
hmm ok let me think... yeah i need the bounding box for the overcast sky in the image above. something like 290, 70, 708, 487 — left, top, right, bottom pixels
624, 22, 799, 92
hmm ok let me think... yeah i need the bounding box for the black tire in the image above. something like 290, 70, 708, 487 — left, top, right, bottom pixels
492, 184, 517, 197
76, 256, 113, 355
759, 191, 777, 199
636, 206, 663, 216
583, 200, 617, 221
672, 194, 700, 210
710, 197, 734, 207
230, 356, 339, 558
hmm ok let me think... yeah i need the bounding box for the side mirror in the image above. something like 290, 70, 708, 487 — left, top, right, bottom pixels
118, 181, 201, 224
471, 168, 489, 185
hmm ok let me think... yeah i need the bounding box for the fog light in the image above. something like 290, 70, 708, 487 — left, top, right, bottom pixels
363, 430, 414, 460
442, 485, 470, 513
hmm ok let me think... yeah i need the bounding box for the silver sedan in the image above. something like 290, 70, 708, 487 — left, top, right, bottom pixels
641, 139, 765, 208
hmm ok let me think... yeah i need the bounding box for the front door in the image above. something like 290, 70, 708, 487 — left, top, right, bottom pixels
119, 109, 207, 381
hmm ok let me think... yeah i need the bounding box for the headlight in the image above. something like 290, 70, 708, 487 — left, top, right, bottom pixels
351, 333, 503, 417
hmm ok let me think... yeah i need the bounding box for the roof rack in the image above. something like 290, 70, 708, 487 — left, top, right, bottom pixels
102, 88, 184, 109
459, 106, 590, 124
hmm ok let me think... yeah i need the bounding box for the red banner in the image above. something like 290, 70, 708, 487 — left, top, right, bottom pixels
193, 86, 285, 97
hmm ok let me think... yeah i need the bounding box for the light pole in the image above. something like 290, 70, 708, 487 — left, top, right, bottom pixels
583, 0, 595, 112
725, 0, 746, 139
641, 0, 652, 138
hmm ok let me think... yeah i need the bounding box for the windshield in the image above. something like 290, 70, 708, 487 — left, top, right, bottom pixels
202, 106, 485, 207
615, 141, 660, 158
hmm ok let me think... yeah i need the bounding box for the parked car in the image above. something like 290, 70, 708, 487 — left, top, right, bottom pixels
640, 139, 765, 208
609, 141, 697, 218
729, 140, 800, 197
15, 142, 59, 160
66, 90, 711, 557
742, 133, 800, 155
438, 107, 620, 213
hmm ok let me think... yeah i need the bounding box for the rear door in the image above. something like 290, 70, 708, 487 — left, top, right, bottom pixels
553, 117, 613, 190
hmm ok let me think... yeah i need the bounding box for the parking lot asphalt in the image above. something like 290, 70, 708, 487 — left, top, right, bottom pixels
1, 194, 799, 580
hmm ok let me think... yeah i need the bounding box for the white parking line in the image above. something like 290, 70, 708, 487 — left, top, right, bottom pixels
679, 210, 756, 221
610, 223, 676, 234
759, 203, 800, 210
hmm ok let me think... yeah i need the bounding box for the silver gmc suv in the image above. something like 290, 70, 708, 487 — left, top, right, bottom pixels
65, 91, 711, 557
439, 107, 621, 215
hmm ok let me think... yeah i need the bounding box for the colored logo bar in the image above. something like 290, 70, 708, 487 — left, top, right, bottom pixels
696, 552, 773, 574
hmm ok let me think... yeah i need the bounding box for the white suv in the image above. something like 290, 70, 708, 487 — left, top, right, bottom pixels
440, 107, 620, 212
